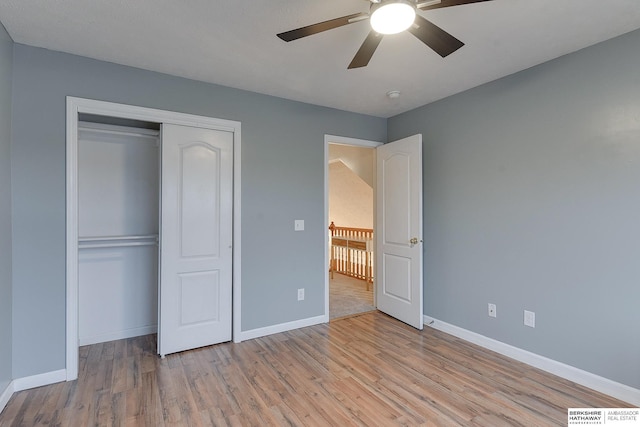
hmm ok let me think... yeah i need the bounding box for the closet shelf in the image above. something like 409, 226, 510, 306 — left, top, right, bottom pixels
79, 234, 158, 242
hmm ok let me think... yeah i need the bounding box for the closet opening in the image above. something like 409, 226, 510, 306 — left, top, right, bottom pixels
77, 115, 160, 347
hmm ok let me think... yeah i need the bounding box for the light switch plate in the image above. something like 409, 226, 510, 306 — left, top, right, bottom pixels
294, 220, 304, 231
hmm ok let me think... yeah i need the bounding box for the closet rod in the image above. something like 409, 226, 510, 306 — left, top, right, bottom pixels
78, 122, 159, 140
78, 234, 158, 242
79, 241, 158, 250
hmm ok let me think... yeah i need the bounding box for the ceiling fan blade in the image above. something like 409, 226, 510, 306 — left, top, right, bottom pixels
277, 13, 368, 42
407, 15, 464, 58
348, 31, 383, 69
417, 0, 493, 11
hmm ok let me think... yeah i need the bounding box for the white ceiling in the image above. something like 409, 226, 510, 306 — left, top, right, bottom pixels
2, 0, 640, 118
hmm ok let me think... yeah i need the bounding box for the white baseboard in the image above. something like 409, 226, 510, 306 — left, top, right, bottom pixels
424, 315, 640, 406
13, 369, 66, 392
0, 380, 14, 414
1, 370, 68, 414
79, 325, 158, 346
237, 314, 327, 343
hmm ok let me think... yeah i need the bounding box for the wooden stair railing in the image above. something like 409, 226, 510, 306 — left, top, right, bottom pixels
329, 221, 374, 289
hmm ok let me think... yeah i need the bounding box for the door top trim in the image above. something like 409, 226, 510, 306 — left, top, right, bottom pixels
68, 97, 241, 132
325, 134, 383, 148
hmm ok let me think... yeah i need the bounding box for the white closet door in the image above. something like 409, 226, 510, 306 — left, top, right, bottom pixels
159, 124, 233, 356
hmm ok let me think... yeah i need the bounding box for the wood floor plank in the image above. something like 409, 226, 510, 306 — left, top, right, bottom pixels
1, 312, 634, 426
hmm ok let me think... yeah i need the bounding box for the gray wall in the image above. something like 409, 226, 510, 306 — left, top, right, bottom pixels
10, 44, 386, 378
0, 22, 13, 393
389, 29, 640, 389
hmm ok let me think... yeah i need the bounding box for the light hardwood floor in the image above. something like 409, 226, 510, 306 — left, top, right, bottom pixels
0, 312, 631, 426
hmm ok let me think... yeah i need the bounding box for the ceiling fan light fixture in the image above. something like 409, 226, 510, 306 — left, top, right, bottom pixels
370, 0, 416, 35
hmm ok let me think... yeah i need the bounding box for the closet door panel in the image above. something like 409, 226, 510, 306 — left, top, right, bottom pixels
159, 124, 233, 356
180, 144, 220, 258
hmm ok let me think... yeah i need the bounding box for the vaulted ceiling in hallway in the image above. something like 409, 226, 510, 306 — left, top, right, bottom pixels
1, 0, 640, 117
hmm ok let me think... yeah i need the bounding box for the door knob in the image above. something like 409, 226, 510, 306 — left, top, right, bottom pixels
410, 237, 422, 245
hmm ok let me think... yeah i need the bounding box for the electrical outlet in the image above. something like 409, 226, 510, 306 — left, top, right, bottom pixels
524, 310, 535, 328
297, 288, 305, 301
488, 303, 496, 318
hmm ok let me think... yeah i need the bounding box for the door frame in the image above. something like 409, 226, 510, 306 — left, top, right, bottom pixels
66, 97, 242, 380
324, 135, 383, 319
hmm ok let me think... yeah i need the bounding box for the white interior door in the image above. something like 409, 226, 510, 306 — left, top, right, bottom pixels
159, 123, 233, 356
375, 134, 423, 329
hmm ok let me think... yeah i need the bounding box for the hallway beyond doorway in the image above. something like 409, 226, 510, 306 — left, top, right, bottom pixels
329, 274, 374, 320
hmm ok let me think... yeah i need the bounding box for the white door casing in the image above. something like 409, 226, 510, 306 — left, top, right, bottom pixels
375, 134, 423, 329
159, 124, 234, 356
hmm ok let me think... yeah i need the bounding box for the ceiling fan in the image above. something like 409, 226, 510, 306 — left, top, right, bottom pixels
277, 0, 493, 69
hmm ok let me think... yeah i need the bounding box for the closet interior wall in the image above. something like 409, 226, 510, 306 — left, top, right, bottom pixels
77, 119, 160, 346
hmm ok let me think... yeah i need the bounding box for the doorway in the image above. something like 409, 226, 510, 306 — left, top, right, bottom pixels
324, 135, 382, 320
66, 97, 242, 380
77, 117, 160, 347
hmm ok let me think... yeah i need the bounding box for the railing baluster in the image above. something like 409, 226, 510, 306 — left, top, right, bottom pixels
329, 224, 374, 285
